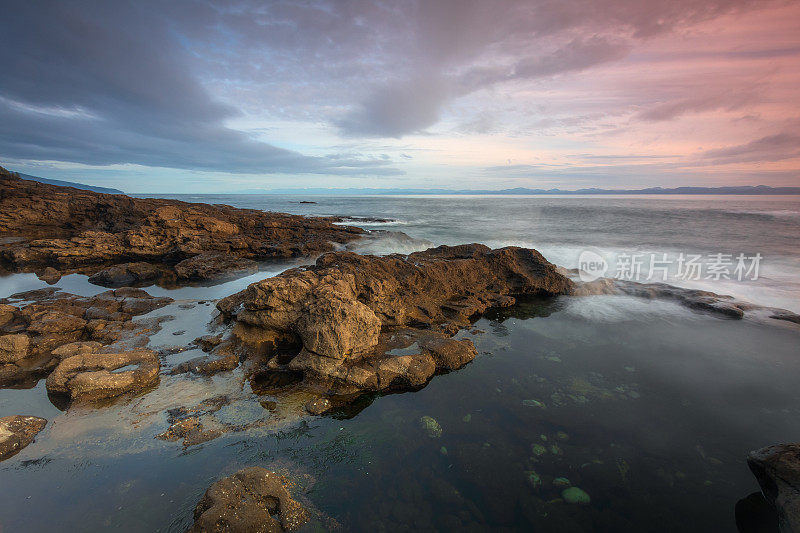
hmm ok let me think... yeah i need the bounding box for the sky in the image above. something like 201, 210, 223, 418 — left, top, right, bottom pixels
1, 0, 799, 193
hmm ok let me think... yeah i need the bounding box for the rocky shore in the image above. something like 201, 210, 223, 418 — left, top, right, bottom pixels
0, 167, 363, 283
217, 244, 573, 407
2, 171, 800, 529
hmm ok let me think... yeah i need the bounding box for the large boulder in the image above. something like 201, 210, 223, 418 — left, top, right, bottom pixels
189, 467, 309, 532
748, 443, 800, 532
0, 415, 47, 461
46, 349, 160, 401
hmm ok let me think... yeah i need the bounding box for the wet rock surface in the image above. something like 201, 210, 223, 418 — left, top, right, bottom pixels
189, 467, 309, 532
218, 244, 571, 400
0, 415, 47, 461
748, 443, 800, 532
0, 169, 363, 282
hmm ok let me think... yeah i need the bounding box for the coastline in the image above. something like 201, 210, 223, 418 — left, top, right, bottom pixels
1, 172, 800, 530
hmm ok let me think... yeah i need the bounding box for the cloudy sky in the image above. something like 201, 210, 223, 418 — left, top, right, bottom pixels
1, 0, 799, 192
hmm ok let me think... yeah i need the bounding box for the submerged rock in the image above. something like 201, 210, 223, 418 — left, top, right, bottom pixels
561, 486, 591, 505
189, 467, 309, 532
748, 443, 800, 532
0, 415, 47, 461
419, 416, 443, 438
174, 252, 258, 281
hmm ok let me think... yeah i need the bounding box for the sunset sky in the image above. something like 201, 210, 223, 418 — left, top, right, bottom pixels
1, 0, 799, 192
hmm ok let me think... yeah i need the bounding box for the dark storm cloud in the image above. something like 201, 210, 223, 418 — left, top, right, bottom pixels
0, 0, 786, 172
0, 1, 399, 175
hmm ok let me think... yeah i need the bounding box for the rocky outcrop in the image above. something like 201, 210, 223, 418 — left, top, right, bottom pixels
189, 467, 309, 532
0, 286, 171, 387
571, 276, 800, 324
219, 244, 572, 398
0, 415, 47, 461
46, 348, 160, 401
0, 168, 363, 282
174, 252, 258, 281
748, 443, 800, 532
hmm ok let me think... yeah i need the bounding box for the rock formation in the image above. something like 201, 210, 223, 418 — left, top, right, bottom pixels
748, 443, 800, 532
189, 467, 309, 532
46, 347, 160, 401
218, 244, 572, 398
0, 415, 47, 461
0, 286, 171, 388
0, 167, 363, 282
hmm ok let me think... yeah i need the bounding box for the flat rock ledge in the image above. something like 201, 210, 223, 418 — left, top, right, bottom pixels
0, 415, 47, 461
218, 244, 572, 398
189, 467, 309, 532
748, 443, 800, 532
46, 347, 160, 401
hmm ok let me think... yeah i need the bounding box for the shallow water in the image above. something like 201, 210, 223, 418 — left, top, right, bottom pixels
1, 288, 798, 531
2, 195, 800, 531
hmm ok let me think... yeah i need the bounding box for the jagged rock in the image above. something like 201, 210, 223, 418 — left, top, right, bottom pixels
190, 467, 309, 532
0, 415, 47, 461
219, 245, 569, 399
50, 341, 104, 360
174, 252, 258, 281
45, 349, 160, 401
221, 244, 570, 355
0, 334, 29, 363
0, 169, 363, 279
36, 267, 61, 284
748, 443, 800, 532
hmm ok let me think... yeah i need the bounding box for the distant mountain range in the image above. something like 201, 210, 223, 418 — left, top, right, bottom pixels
241, 185, 800, 195
16, 172, 123, 194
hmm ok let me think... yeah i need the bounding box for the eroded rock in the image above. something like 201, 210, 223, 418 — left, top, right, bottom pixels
218, 245, 570, 399
190, 467, 309, 532
46, 349, 160, 401
0, 415, 47, 461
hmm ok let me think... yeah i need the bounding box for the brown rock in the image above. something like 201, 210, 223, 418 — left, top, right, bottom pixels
0, 304, 17, 328
174, 252, 258, 281
37, 267, 61, 284
88, 262, 163, 287
0, 415, 47, 461
0, 334, 29, 363
45, 349, 160, 401
748, 443, 800, 532
420, 336, 477, 371
190, 467, 309, 532
0, 168, 363, 276
223, 244, 571, 359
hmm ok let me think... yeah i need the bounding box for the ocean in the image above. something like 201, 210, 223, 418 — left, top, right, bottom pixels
1, 194, 799, 531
